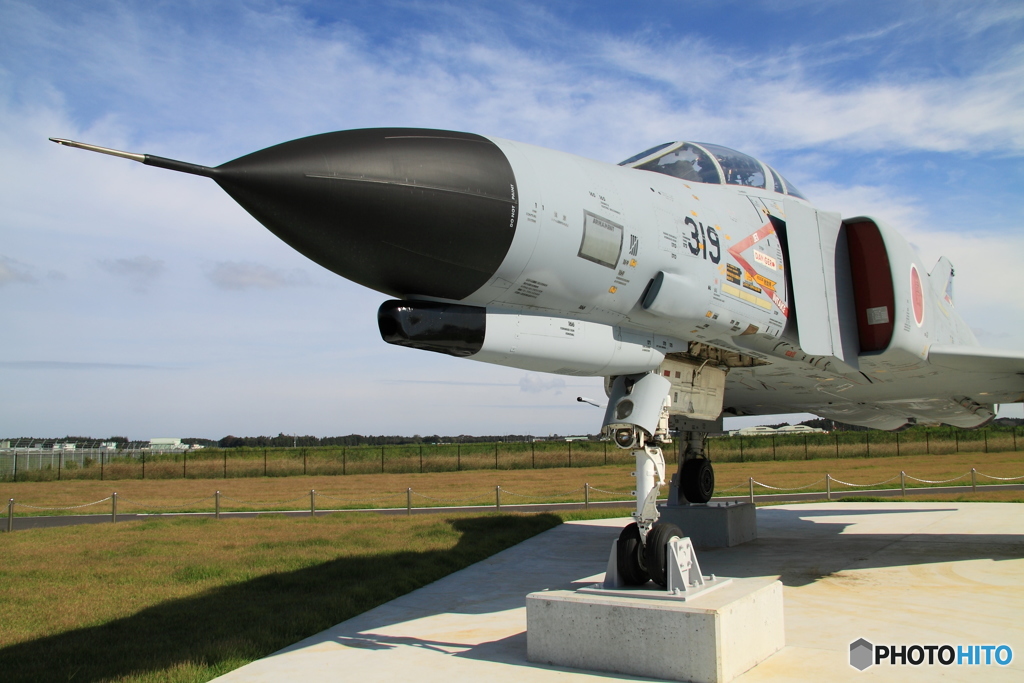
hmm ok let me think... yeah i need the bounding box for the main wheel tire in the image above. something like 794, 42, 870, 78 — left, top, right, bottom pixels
645, 522, 684, 587
617, 522, 650, 585
681, 458, 715, 504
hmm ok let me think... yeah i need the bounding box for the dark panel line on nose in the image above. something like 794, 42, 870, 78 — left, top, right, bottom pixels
304, 173, 514, 205
381, 241, 499, 274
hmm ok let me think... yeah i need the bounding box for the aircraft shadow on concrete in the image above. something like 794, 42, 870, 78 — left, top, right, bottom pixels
0, 513, 561, 683
696, 506, 1024, 587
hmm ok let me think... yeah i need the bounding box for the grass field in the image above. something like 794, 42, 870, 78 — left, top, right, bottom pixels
1, 451, 1021, 682
2, 449, 1021, 516
0, 510, 580, 683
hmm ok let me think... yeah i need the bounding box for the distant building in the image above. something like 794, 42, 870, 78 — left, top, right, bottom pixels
776, 425, 826, 434
729, 426, 778, 436
149, 438, 187, 451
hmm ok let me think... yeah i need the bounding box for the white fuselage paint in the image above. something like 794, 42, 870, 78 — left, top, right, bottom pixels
452, 137, 1022, 430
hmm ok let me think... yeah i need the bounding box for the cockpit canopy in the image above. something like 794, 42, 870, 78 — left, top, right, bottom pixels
619, 141, 806, 199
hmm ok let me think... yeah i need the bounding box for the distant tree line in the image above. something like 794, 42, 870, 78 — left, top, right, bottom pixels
192, 433, 545, 449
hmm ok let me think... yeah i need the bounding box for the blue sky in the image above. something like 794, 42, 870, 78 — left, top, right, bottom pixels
2, 0, 1022, 440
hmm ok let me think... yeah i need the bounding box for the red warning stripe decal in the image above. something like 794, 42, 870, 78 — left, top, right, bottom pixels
727, 222, 790, 318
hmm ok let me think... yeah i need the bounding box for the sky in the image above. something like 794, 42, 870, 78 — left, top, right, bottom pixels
2, 0, 1023, 441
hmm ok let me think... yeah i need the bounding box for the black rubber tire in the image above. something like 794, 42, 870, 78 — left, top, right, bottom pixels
645, 522, 684, 587
681, 458, 715, 504
616, 522, 650, 586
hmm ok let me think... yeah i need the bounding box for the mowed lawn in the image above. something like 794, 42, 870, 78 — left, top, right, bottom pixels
0, 511, 564, 683
2, 449, 1022, 515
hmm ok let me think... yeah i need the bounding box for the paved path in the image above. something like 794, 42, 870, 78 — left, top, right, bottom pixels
213, 502, 1024, 682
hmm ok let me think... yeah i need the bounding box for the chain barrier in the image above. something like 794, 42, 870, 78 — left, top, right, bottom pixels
15, 497, 112, 510
314, 492, 404, 504
750, 478, 826, 491
586, 487, 633, 496
8, 465, 1024, 522
218, 494, 310, 506
828, 474, 902, 488
903, 473, 970, 485
409, 491, 492, 504
500, 487, 583, 499
118, 496, 215, 510
976, 471, 1024, 481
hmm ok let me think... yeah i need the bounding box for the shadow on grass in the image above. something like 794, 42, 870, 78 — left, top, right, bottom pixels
0, 513, 561, 683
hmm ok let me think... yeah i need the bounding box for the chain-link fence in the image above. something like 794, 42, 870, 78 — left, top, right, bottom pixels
1, 426, 1020, 482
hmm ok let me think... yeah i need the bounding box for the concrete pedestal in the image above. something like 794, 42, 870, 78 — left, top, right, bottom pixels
527, 577, 784, 683
657, 501, 757, 548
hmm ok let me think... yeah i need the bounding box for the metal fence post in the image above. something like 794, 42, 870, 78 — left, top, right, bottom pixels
310, 489, 316, 517
739, 435, 744, 462
771, 435, 776, 460
111, 492, 117, 523
142, 449, 146, 479
584, 483, 590, 510
865, 432, 870, 458
748, 477, 754, 504
826, 474, 831, 501
901, 471, 906, 497
215, 491, 221, 520
58, 451, 62, 481
407, 487, 412, 515
496, 485, 501, 511
984, 431, 988, 454
971, 468, 976, 493
7, 499, 13, 532
955, 430, 959, 452
101, 451, 104, 481
834, 432, 839, 458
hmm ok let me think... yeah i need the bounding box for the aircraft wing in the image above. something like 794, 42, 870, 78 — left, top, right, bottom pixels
925, 345, 1024, 374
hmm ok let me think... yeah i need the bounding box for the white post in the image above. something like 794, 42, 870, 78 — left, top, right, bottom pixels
826, 474, 831, 501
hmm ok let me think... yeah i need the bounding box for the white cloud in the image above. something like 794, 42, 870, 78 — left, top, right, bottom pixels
98, 255, 164, 292
205, 261, 311, 290
519, 373, 567, 394
0, 255, 35, 286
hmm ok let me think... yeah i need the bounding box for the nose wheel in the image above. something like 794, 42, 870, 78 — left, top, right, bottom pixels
616, 523, 649, 585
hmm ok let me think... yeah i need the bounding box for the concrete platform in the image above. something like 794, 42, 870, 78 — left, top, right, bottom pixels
527, 579, 784, 682
213, 503, 1024, 682
657, 501, 757, 548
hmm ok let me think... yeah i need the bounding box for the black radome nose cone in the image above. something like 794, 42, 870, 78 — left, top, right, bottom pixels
213, 129, 518, 300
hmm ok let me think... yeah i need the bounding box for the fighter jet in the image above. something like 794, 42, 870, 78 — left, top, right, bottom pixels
51, 129, 1024, 587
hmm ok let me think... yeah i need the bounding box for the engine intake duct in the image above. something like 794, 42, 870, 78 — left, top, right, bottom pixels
378, 300, 485, 358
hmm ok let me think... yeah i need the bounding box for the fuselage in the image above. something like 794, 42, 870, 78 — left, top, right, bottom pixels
52, 129, 1023, 431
